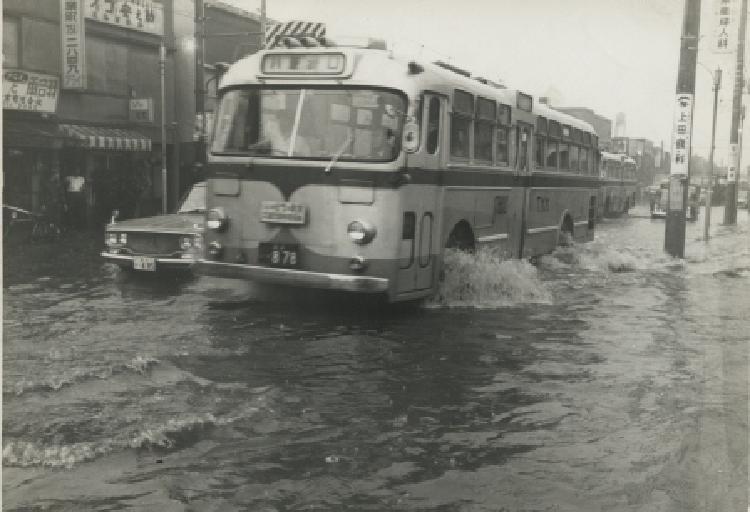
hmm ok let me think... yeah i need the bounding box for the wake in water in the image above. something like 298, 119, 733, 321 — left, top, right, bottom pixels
427, 248, 552, 308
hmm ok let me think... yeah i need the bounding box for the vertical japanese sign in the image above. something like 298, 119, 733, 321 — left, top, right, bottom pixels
713, 0, 738, 53
61, 0, 86, 89
670, 94, 693, 176
727, 143, 739, 182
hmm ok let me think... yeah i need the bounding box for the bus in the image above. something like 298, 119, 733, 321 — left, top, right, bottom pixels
197, 38, 601, 302
598, 151, 637, 218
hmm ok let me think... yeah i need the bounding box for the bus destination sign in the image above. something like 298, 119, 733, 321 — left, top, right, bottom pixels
261, 53, 345, 75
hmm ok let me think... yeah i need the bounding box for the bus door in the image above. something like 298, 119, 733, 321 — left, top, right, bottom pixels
516, 122, 533, 258
396, 93, 444, 293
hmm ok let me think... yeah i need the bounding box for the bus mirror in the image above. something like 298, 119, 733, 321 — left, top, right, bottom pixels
402, 122, 420, 153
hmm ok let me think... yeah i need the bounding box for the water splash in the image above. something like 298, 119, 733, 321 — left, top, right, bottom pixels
6, 355, 160, 396
427, 248, 552, 308
2, 408, 260, 469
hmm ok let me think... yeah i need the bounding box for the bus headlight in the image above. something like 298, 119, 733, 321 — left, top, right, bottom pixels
347, 220, 377, 244
207, 207, 228, 231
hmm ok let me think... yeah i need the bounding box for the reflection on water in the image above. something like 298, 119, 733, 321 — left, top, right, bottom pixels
3, 206, 748, 511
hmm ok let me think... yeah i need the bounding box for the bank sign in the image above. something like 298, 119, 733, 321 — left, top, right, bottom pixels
2, 69, 60, 113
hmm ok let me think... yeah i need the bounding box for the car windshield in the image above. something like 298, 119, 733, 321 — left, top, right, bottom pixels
211, 87, 406, 162
177, 183, 206, 213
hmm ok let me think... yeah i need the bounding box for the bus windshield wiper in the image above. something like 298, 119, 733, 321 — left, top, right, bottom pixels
324, 135, 353, 174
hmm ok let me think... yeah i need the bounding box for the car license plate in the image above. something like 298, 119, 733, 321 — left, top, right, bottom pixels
133, 256, 156, 271
258, 243, 300, 268
260, 201, 307, 225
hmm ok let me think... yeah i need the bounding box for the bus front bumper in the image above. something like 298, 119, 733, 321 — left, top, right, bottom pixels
196, 260, 389, 294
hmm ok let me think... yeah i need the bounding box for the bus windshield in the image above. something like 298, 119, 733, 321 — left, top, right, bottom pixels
211, 87, 406, 162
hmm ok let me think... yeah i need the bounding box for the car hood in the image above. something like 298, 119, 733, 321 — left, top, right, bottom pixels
105, 213, 204, 234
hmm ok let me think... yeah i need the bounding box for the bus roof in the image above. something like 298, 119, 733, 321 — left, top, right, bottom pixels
219, 46, 596, 136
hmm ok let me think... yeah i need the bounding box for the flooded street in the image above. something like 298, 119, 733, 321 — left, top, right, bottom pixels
3, 205, 749, 511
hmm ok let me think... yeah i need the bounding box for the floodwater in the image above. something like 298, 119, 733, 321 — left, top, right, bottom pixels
3, 205, 749, 511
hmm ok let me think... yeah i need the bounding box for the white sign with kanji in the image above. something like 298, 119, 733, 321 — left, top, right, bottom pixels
86, 0, 164, 36
61, 0, 86, 89
712, 0, 738, 53
670, 93, 693, 176
3, 69, 60, 113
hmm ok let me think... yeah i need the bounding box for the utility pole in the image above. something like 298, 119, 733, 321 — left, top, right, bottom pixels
666, 0, 701, 258
160, 42, 167, 214
260, 0, 267, 49
705, 68, 722, 241
195, 0, 206, 167
724, 0, 747, 224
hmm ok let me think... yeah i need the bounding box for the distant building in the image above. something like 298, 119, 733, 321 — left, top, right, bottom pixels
555, 107, 612, 151
614, 112, 626, 138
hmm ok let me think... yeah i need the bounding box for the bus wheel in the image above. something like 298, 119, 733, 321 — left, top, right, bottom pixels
558, 215, 574, 246
445, 222, 475, 252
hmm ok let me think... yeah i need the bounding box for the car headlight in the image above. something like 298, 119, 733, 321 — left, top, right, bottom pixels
179, 236, 193, 250
119, 233, 127, 244
106, 232, 118, 245
207, 208, 228, 231
347, 220, 377, 244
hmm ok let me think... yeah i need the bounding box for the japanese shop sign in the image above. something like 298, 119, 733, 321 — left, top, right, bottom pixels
670, 94, 693, 176
86, 0, 164, 36
61, 0, 86, 89
129, 98, 154, 123
3, 69, 60, 113
713, 0, 738, 53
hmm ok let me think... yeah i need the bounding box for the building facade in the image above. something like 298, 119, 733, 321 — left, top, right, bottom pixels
3, 0, 263, 229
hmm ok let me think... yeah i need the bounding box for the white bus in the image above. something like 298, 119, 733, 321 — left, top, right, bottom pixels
598, 151, 637, 218
197, 38, 600, 302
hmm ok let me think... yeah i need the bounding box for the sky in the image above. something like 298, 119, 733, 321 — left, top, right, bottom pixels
222, 0, 749, 172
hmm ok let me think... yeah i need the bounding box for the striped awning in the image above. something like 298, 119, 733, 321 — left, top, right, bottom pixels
59, 124, 152, 151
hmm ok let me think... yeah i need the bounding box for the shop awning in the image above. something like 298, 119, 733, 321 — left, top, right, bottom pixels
60, 124, 152, 151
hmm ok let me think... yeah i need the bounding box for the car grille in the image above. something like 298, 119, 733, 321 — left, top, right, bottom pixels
125, 233, 180, 255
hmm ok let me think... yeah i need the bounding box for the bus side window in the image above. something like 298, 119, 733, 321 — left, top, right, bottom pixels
426, 97, 441, 154
450, 90, 473, 159
517, 125, 530, 171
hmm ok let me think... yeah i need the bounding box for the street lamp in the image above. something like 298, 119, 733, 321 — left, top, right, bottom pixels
704, 67, 721, 241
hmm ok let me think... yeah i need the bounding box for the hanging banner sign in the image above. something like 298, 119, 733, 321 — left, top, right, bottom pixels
86, 0, 164, 36
2, 69, 60, 113
712, 0, 738, 53
61, 0, 86, 89
670, 93, 693, 176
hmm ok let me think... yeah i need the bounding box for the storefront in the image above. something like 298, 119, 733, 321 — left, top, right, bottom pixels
58, 123, 156, 227
3, 114, 157, 229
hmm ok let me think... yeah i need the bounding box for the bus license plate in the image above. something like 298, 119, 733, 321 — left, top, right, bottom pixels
133, 256, 156, 271
259, 243, 300, 268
